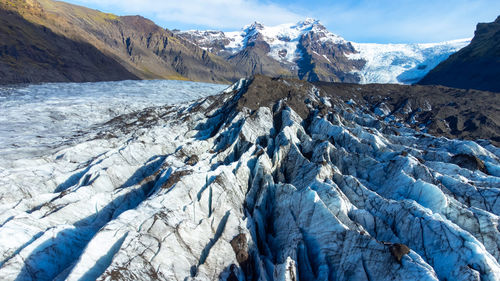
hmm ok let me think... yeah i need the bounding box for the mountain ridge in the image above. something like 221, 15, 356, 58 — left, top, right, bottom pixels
0, 0, 245, 84
177, 20, 469, 84
419, 16, 500, 92
0, 0, 471, 85
0, 2, 139, 83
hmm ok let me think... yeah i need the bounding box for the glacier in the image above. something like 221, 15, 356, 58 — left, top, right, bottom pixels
0, 79, 226, 161
348, 39, 471, 84
0, 77, 499, 281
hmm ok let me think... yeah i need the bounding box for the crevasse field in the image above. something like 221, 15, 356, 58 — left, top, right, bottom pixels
0, 77, 499, 280
0, 80, 227, 160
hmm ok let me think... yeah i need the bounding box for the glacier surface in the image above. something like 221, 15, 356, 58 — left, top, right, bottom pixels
0, 77, 499, 281
0, 80, 226, 160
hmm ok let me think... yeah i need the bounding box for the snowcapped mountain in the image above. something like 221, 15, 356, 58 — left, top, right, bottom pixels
1, 77, 499, 280
177, 19, 363, 83
179, 18, 353, 62
223, 19, 347, 64
177, 19, 469, 84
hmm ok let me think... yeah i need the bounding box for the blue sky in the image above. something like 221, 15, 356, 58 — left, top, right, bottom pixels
65, 0, 500, 43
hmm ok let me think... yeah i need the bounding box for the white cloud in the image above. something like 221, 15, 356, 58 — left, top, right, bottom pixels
72, 0, 302, 30
67, 0, 500, 42
306, 0, 500, 43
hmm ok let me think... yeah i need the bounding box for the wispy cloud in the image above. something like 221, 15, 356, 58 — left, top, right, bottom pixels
67, 0, 500, 43
288, 0, 500, 43
71, 0, 302, 30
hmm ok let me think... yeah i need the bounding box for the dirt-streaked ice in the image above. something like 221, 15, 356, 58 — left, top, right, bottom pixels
0, 80, 226, 160
0, 78, 498, 281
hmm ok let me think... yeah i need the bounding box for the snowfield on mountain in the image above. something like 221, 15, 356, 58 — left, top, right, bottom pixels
0, 76, 499, 281
177, 19, 469, 84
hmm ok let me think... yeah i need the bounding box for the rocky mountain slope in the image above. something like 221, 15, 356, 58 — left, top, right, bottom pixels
0, 0, 244, 84
0, 76, 499, 280
0, 0, 471, 85
0, 4, 138, 84
419, 16, 500, 92
177, 19, 469, 84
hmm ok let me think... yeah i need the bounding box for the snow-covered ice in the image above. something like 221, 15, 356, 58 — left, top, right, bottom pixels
349, 39, 470, 84
0, 80, 226, 160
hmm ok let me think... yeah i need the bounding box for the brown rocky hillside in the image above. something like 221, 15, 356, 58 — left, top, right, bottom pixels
419, 16, 500, 92
0, 3, 138, 83
0, 0, 244, 84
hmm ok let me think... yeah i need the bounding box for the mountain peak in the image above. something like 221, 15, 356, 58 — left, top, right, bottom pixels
242, 18, 324, 34
298, 18, 321, 27
245, 21, 265, 31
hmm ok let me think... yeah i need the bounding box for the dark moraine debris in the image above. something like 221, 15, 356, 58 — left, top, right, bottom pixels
230, 233, 249, 265
230, 233, 253, 278
236, 75, 311, 119
237, 75, 500, 146
313, 80, 500, 146
451, 154, 488, 174
389, 243, 411, 264
186, 155, 199, 166
162, 170, 193, 189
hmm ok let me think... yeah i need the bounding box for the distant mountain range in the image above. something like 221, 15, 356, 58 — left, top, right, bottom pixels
176, 20, 468, 84
1, 0, 498, 92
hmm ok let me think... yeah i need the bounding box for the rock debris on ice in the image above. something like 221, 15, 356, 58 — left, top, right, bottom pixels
0, 77, 499, 281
